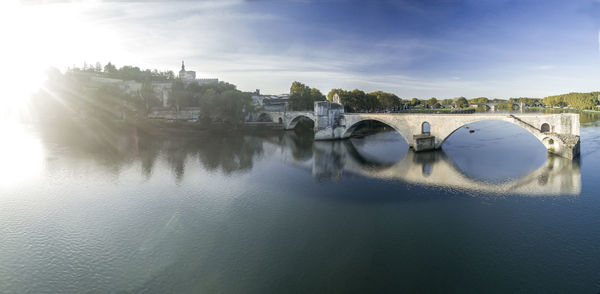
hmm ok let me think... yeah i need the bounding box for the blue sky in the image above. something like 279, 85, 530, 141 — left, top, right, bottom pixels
10, 0, 600, 99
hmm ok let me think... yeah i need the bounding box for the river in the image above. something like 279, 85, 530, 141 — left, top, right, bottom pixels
1, 114, 600, 293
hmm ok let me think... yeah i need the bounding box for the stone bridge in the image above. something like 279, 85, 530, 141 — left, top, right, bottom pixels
263, 101, 581, 159
255, 110, 315, 129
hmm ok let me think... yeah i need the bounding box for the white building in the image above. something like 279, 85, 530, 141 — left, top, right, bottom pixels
178, 60, 196, 82
178, 61, 218, 85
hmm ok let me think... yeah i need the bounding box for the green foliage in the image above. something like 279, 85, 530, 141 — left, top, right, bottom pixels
327, 88, 398, 112
441, 99, 454, 106
169, 81, 252, 124
410, 98, 420, 106
371, 91, 402, 109
496, 103, 517, 111
74, 61, 174, 82
288, 81, 325, 111
469, 97, 489, 104
455, 97, 469, 108
326, 88, 340, 101
424, 97, 438, 108
509, 97, 542, 105
475, 105, 488, 112
489, 98, 507, 103
543, 92, 599, 109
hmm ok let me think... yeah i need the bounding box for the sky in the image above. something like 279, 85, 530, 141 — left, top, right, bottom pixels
2, 0, 600, 99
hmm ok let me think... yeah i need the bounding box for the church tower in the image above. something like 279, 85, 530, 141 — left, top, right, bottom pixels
178, 60, 196, 82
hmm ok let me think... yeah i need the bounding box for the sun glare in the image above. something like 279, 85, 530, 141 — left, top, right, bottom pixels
0, 122, 45, 190
0, 0, 123, 114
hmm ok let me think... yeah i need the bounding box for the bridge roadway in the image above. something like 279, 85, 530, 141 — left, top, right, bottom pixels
259, 102, 581, 159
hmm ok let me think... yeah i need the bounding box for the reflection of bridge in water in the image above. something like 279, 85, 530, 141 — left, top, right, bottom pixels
312, 141, 580, 196
272, 134, 581, 196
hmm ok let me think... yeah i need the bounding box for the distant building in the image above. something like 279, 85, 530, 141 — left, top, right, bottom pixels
178, 60, 218, 85
178, 61, 196, 82
251, 89, 290, 111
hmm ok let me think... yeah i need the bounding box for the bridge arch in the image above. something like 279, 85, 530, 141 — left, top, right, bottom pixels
257, 112, 272, 122
287, 114, 314, 130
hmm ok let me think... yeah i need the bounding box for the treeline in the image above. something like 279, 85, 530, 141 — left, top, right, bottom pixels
288, 81, 326, 110
71, 61, 175, 82
321, 88, 470, 112
33, 67, 253, 126
283, 82, 477, 112
543, 92, 600, 109
169, 80, 254, 124
466, 93, 600, 110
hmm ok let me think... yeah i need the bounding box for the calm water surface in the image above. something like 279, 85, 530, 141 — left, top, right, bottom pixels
1, 115, 600, 293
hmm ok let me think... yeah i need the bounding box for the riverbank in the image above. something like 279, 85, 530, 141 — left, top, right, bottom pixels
527, 106, 600, 113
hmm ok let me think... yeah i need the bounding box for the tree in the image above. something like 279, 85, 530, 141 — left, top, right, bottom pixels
455, 97, 469, 108
410, 98, 420, 107
475, 105, 488, 112
371, 91, 401, 110
104, 62, 117, 74
469, 97, 489, 104
441, 99, 453, 106
543, 92, 599, 109
426, 97, 438, 108
288, 81, 325, 110
168, 80, 188, 109
327, 88, 342, 101
140, 81, 160, 113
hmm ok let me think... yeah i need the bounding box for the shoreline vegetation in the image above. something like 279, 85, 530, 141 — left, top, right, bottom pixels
29, 62, 600, 136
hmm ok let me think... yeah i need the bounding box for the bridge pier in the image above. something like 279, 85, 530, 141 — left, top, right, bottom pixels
314, 101, 346, 140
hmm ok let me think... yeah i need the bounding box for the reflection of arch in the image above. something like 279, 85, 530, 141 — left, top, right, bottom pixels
541, 123, 550, 133
421, 121, 430, 134
342, 140, 400, 170
257, 113, 272, 122
287, 115, 315, 129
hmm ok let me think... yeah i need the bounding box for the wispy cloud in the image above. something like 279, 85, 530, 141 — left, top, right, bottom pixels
16, 0, 600, 99
531, 65, 555, 71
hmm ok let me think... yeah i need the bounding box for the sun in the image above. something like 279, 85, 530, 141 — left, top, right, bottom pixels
0, 0, 124, 114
